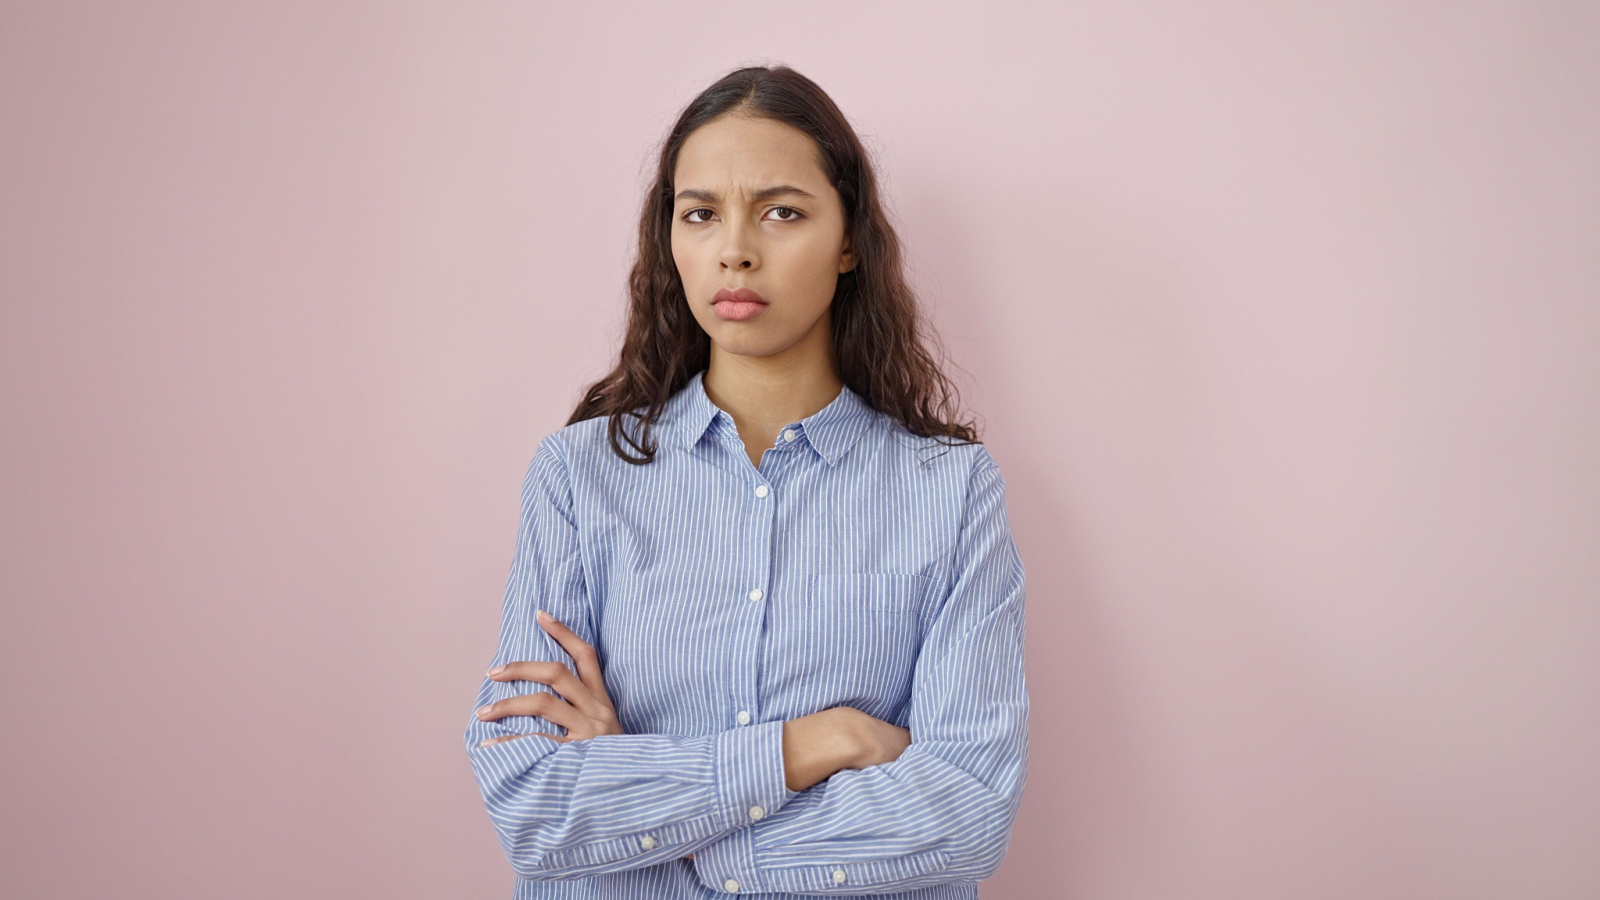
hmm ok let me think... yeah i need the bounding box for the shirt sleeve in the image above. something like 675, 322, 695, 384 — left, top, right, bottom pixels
690, 448, 1030, 895
464, 433, 796, 881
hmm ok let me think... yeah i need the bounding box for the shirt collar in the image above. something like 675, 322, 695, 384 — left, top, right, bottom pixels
666, 369, 874, 466
668, 370, 723, 450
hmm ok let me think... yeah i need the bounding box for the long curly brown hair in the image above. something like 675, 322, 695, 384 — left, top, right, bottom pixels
568, 64, 980, 464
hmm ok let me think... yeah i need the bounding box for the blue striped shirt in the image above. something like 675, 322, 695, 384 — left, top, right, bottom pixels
464, 369, 1029, 898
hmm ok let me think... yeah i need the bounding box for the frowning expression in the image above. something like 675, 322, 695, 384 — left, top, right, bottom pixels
670, 112, 857, 360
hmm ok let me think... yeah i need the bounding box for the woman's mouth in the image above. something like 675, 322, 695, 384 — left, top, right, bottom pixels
713, 287, 768, 321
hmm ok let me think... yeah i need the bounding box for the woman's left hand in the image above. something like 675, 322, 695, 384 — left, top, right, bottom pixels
476, 610, 623, 746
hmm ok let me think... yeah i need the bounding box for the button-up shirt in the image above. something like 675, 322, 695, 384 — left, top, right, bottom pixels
464, 369, 1029, 898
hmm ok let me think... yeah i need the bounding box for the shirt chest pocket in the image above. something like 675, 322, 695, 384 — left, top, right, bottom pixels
788, 573, 941, 725
808, 572, 939, 617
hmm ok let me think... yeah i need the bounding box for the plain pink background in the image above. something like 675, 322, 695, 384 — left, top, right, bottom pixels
3, 2, 1598, 898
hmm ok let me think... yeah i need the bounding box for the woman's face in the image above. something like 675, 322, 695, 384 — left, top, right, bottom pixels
670, 113, 856, 363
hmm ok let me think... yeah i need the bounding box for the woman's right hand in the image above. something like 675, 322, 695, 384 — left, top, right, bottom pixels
782, 707, 912, 793
844, 707, 913, 769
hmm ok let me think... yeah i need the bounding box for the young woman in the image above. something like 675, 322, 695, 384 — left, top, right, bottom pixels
464, 65, 1029, 899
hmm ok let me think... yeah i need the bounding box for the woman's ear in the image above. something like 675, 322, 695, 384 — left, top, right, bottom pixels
839, 231, 859, 274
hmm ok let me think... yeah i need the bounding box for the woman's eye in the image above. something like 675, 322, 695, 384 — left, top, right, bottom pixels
680, 207, 800, 224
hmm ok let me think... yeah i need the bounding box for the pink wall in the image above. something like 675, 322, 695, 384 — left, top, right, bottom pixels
3, 2, 1597, 898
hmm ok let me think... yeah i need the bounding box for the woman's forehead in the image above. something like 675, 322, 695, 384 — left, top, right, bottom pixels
674, 115, 829, 196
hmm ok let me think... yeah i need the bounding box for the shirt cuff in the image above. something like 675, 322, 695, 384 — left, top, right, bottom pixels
696, 719, 797, 892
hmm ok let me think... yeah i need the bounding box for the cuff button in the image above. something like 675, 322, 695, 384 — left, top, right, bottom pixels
724, 877, 740, 891
833, 868, 847, 884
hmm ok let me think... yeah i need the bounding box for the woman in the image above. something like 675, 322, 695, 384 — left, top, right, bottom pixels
464, 64, 1029, 899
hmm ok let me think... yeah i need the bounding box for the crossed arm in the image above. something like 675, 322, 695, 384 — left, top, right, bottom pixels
473, 610, 915, 848
463, 610, 920, 885
476, 612, 910, 791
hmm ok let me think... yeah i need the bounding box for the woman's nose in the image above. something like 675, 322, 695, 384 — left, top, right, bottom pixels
718, 220, 758, 269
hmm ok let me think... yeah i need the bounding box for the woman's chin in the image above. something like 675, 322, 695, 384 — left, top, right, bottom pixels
702, 311, 833, 365
709, 331, 794, 360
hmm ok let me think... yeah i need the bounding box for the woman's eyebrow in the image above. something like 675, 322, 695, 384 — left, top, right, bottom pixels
674, 185, 817, 203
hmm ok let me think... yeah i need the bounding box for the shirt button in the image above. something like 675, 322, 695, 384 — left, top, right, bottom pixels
833, 868, 847, 884
736, 710, 751, 725
724, 878, 740, 892
639, 835, 656, 850
753, 484, 769, 498
782, 429, 797, 443
747, 588, 763, 602
748, 804, 765, 820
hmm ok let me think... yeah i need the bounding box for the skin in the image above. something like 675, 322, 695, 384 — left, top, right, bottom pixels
475, 110, 913, 859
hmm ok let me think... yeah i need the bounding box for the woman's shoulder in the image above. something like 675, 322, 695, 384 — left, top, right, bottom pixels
528, 413, 618, 468
875, 416, 998, 478
529, 409, 679, 475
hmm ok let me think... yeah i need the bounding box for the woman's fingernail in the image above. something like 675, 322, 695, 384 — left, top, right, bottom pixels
537, 609, 552, 622
476, 705, 493, 718
488, 665, 504, 677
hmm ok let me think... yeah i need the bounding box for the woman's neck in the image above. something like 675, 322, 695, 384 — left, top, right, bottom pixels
702, 341, 842, 469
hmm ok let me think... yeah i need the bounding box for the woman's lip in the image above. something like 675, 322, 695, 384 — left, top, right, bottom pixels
712, 299, 767, 321
714, 287, 766, 305
712, 287, 768, 321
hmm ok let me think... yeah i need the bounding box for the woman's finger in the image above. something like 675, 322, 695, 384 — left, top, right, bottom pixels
477, 688, 583, 733
487, 660, 606, 719
535, 610, 614, 709
480, 731, 572, 747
